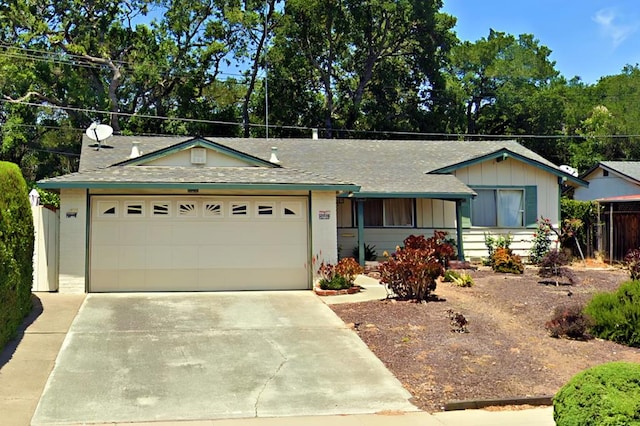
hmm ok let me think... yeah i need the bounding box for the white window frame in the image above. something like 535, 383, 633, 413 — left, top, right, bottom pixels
97, 200, 118, 218
177, 202, 198, 218
281, 201, 302, 218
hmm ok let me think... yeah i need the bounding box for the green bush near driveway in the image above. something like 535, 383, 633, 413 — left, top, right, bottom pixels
0, 161, 34, 350
553, 362, 640, 426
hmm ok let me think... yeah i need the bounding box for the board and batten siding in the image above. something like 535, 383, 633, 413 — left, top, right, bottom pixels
337, 198, 457, 259
573, 168, 640, 201
58, 188, 88, 293
454, 157, 560, 260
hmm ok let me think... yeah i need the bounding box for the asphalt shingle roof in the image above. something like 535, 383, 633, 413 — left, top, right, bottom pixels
600, 161, 640, 183
42, 135, 570, 196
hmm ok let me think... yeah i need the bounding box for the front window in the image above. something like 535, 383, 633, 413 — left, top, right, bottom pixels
363, 199, 414, 227
472, 189, 524, 227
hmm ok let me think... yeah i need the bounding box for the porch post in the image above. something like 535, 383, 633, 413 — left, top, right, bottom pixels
356, 199, 365, 266
455, 199, 465, 261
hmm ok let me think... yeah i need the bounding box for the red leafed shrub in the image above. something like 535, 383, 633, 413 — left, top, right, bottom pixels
380, 233, 452, 300
335, 257, 364, 284
545, 304, 593, 340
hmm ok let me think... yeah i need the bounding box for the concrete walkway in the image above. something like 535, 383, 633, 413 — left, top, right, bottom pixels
0, 293, 85, 426
0, 287, 555, 425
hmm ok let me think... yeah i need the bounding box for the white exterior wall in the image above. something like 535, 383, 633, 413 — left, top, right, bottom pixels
58, 188, 87, 293
32, 206, 59, 291
574, 168, 640, 201
455, 157, 560, 261
311, 192, 338, 265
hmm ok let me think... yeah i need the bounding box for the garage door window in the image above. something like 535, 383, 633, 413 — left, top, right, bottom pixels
204, 202, 223, 217
152, 202, 170, 216
125, 202, 144, 216
231, 202, 248, 216
98, 201, 118, 218
257, 203, 275, 217
178, 203, 197, 217
282, 202, 301, 218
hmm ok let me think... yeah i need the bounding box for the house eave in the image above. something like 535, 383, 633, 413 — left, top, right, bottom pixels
38, 181, 360, 192
342, 191, 475, 200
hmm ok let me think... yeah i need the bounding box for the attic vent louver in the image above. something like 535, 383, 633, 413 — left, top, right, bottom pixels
129, 141, 141, 158
191, 148, 206, 165
269, 147, 280, 164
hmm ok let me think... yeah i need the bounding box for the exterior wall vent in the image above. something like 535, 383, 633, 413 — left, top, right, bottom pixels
191, 148, 207, 165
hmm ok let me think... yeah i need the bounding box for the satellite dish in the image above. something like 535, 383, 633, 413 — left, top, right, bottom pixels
559, 164, 579, 177
85, 123, 114, 150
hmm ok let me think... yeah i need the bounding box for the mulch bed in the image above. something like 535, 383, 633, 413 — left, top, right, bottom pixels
330, 265, 640, 413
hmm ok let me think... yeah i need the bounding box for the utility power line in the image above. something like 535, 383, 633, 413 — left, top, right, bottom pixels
3, 98, 640, 140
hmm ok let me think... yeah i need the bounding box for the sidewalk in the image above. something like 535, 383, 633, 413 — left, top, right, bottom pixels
1, 290, 555, 426
0, 292, 85, 426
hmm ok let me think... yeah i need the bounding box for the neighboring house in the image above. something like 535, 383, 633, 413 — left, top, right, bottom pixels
574, 161, 640, 201
38, 136, 585, 293
574, 162, 640, 261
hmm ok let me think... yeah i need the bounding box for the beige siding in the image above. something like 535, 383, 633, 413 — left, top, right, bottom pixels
59, 188, 87, 293
462, 229, 558, 261
338, 227, 458, 260
455, 157, 560, 260
455, 158, 559, 225
144, 148, 257, 167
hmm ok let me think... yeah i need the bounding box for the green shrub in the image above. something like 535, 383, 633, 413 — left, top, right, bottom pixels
584, 281, 640, 347
444, 269, 474, 287
545, 304, 593, 340
553, 362, 640, 426
492, 247, 524, 274
529, 217, 554, 264
0, 162, 34, 349
484, 232, 513, 265
319, 275, 350, 290
443, 269, 461, 282
352, 244, 377, 261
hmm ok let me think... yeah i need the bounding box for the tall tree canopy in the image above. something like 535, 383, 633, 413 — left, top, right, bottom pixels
0, 1, 638, 181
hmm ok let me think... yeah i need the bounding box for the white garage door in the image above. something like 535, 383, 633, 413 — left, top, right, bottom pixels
90, 196, 309, 292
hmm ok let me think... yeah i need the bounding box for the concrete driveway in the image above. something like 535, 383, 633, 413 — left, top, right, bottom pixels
32, 292, 415, 425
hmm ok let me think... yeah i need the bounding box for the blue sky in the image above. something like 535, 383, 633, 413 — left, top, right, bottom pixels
442, 0, 640, 84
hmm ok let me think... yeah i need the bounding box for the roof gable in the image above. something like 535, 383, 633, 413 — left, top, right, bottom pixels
430, 148, 587, 187
581, 162, 640, 186
112, 138, 278, 168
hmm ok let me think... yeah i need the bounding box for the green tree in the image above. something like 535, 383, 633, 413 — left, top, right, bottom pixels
448, 29, 559, 136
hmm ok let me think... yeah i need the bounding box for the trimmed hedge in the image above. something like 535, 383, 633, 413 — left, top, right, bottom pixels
0, 161, 34, 350
553, 362, 640, 426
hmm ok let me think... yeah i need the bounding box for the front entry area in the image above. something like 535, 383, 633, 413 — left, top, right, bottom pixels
89, 195, 309, 292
